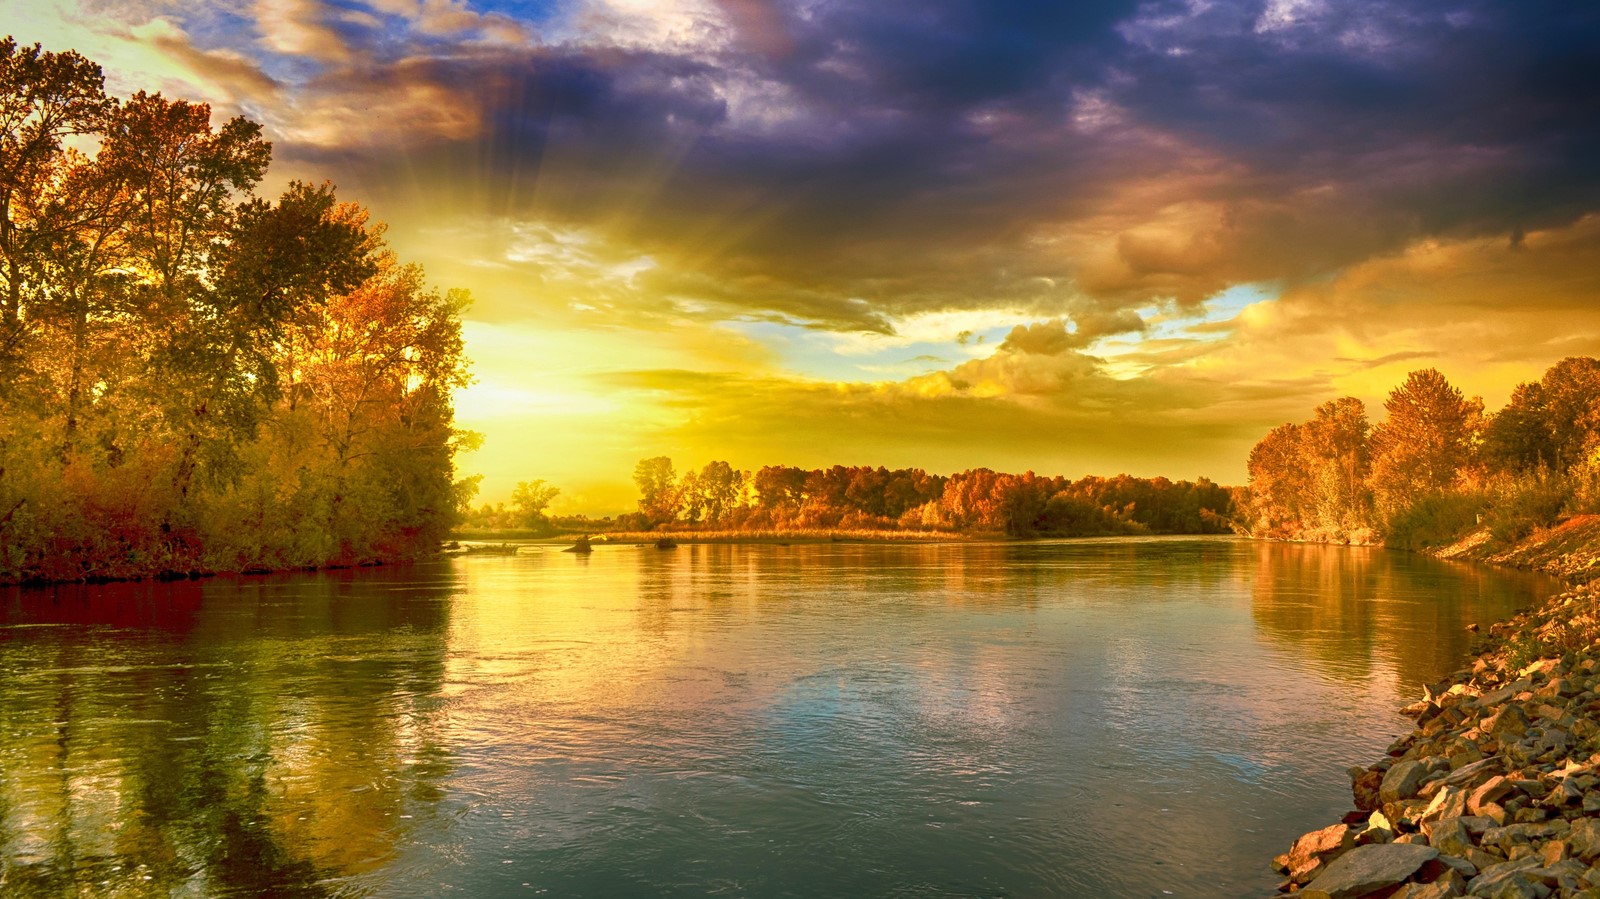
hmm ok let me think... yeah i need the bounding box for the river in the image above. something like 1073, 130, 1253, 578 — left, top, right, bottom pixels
0, 537, 1561, 897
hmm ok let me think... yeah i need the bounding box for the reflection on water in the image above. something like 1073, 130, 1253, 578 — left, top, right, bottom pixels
0, 538, 1560, 898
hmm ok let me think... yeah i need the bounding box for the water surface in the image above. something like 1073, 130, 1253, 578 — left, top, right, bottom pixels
0, 538, 1560, 897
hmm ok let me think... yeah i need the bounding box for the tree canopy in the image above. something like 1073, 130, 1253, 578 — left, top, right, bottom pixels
0, 38, 474, 584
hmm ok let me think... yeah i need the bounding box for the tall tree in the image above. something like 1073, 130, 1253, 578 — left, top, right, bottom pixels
1369, 369, 1482, 520
1301, 397, 1373, 532
0, 37, 112, 382
633, 456, 680, 526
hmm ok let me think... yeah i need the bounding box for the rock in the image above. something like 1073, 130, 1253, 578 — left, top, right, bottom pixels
1391, 877, 1463, 898
1428, 816, 1476, 857
1466, 857, 1548, 899
1299, 843, 1440, 899
1443, 757, 1504, 789
1472, 777, 1516, 816
1424, 785, 1471, 822
1384, 759, 1432, 804
1465, 846, 1505, 871
1280, 823, 1357, 883
1353, 767, 1386, 811
1571, 818, 1600, 861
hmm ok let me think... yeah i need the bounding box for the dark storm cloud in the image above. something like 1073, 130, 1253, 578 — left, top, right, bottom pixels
272, 0, 1600, 330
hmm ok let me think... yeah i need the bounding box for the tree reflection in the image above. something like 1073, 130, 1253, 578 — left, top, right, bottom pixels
0, 566, 454, 897
1249, 542, 1555, 690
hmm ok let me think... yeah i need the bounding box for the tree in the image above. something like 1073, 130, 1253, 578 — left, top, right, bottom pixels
1300, 397, 1373, 533
633, 456, 680, 526
510, 480, 560, 531
1483, 381, 1554, 474
1369, 369, 1482, 521
696, 460, 742, 524
1537, 357, 1600, 473
0, 37, 113, 374
1246, 422, 1310, 537
753, 465, 807, 510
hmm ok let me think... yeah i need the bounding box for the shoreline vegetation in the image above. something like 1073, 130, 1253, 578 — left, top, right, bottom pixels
1241, 360, 1600, 568
461, 457, 1237, 545
0, 40, 474, 587
1249, 362, 1600, 896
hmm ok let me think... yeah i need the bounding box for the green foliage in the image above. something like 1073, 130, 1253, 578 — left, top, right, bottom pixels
1381, 492, 1486, 551
1482, 474, 1569, 543
510, 479, 560, 532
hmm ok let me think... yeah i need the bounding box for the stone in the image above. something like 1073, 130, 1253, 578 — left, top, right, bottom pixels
1443, 757, 1504, 789
1466, 857, 1548, 899
1540, 839, 1570, 866
1299, 843, 1440, 899
1465, 846, 1505, 871
1353, 767, 1386, 811
1423, 786, 1470, 822
1571, 818, 1600, 862
1472, 777, 1515, 816
1484, 705, 1531, 739
1428, 816, 1475, 857
1384, 759, 1431, 804
1391, 878, 1462, 898
1280, 822, 1357, 883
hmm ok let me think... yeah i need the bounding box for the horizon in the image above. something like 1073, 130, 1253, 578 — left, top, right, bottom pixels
11, 0, 1599, 515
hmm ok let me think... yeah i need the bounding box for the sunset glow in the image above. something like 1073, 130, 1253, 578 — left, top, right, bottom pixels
12, 0, 1596, 512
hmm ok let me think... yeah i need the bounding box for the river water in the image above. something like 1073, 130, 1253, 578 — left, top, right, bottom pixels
0, 537, 1561, 898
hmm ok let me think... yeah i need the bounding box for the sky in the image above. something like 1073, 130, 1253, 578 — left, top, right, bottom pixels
8, 0, 1600, 513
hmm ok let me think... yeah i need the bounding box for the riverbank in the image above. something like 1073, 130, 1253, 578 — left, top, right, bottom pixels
1270, 581, 1600, 898
1434, 516, 1600, 583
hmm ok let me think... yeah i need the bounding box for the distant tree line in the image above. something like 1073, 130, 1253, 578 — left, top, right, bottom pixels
0, 39, 474, 583
1245, 359, 1600, 548
611, 457, 1234, 537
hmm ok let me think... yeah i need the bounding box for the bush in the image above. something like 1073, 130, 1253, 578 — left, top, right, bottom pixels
1483, 474, 1569, 543
1382, 491, 1487, 551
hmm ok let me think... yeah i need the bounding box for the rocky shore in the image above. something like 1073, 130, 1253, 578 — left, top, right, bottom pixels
1273, 582, 1600, 898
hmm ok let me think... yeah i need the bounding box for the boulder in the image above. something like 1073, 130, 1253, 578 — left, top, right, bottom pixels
1471, 777, 1515, 816
1299, 844, 1439, 899
1279, 823, 1357, 883
1427, 816, 1475, 857
1384, 759, 1431, 804
1571, 818, 1600, 862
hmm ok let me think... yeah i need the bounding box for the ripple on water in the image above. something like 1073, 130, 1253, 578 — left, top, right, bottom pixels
0, 539, 1563, 899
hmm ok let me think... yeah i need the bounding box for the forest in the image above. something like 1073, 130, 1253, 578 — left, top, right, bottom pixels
0, 39, 473, 584
1244, 358, 1600, 548
465, 459, 1236, 538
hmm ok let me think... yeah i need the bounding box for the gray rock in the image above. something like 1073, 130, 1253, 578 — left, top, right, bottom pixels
1384, 760, 1431, 804
1571, 818, 1600, 862
1429, 816, 1476, 857
1300, 843, 1440, 899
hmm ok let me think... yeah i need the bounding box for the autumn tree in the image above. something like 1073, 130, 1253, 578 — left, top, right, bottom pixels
1369, 369, 1483, 521
0, 38, 113, 378
633, 456, 680, 526
1246, 422, 1310, 538
695, 460, 743, 524
1483, 381, 1554, 474
0, 38, 473, 583
1300, 397, 1373, 534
